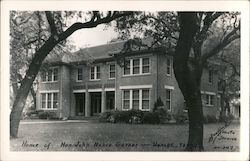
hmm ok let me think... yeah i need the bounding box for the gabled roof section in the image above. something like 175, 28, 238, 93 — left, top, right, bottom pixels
62, 41, 125, 63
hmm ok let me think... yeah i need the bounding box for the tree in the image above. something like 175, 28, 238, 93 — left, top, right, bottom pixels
113, 11, 240, 151
10, 11, 133, 138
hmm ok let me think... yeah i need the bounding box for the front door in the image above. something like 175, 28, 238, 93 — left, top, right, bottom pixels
90, 92, 102, 116
106, 91, 115, 110
75, 93, 85, 116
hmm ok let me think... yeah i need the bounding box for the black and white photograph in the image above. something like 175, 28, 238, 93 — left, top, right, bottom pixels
1, 1, 249, 161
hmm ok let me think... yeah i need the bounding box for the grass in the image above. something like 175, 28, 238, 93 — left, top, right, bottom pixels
10, 121, 240, 151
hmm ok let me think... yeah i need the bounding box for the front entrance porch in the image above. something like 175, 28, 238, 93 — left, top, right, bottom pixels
73, 90, 115, 117
90, 92, 102, 116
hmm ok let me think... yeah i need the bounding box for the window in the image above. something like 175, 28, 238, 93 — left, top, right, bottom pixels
142, 89, 150, 110
123, 90, 130, 110
166, 89, 171, 111
90, 67, 95, 80
77, 68, 83, 81
53, 93, 58, 109
90, 66, 101, 80
133, 59, 140, 74
48, 69, 53, 82
166, 58, 171, 76
40, 92, 58, 109
183, 101, 188, 111
41, 93, 46, 109
124, 60, 131, 75
132, 90, 140, 109
109, 64, 116, 79
142, 58, 150, 73
124, 57, 150, 75
96, 66, 100, 79
208, 70, 213, 83
41, 68, 58, 82
53, 68, 58, 81
122, 89, 150, 111
205, 94, 214, 106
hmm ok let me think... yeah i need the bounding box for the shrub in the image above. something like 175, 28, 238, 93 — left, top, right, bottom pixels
127, 109, 144, 124
174, 113, 188, 124
154, 108, 171, 123
219, 113, 235, 123
142, 112, 160, 124
204, 115, 218, 123
99, 111, 112, 123
153, 97, 164, 111
38, 111, 57, 119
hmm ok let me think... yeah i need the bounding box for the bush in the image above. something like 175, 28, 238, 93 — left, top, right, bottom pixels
153, 97, 164, 111
154, 108, 171, 123
174, 113, 188, 124
38, 111, 57, 119
219, 113, 235, 123
204, 115, 218, 123
142, 112, 160, 124
99, 111, 113, 123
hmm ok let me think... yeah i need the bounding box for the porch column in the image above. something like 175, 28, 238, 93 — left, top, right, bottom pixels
85, 91, 91, 117
101, 90, 106, 113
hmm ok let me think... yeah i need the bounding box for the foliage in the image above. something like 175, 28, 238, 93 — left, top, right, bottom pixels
219, 113, 235, 123
99, 108, 171, 124
153, 97, 164, 111
38, 111, 58, 120
141, 112, 160, 124
174, 113, 189, 124
203, 115, 218, 123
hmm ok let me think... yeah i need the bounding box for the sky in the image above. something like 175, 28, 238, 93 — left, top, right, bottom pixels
68, 24, 119, 50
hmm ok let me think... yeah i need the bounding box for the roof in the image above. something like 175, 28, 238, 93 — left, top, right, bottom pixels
43, 38, 167, 65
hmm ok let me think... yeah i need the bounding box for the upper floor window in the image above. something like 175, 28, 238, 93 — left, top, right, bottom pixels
90, 66, 100, 80
124, 57, 150, 75
166, 58, 171, 76
109, 64, 116, 79
77, 68, 83, 81
208, 70, 213, 83
41, 92, 58, 109
41, 68, 58, 82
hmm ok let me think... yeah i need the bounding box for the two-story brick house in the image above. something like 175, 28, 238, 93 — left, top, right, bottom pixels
36, 41, 221, 119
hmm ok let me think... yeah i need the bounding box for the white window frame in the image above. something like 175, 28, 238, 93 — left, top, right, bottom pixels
123, 57, 150, 76
109, 64, 116, 79
122, 89, 150, 111
76, 68, 83, 82
205, 94, 214, 106
122, 90, 132, 111
41, 67, 59, 83
40, 92, 59, 110
90, 66, 101, 81
166, 57, 172, 76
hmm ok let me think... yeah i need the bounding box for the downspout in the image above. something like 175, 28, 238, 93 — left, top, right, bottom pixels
156, 52, 159, 99
59, 66, 63, 118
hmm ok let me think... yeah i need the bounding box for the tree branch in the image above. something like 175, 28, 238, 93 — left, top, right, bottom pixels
45, 11, 58, 36
201, 25, 240, 62
58, 11, 133, 42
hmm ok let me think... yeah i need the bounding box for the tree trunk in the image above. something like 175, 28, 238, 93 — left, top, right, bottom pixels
30, 85, 36, 110
173, 12, 204, 151
10, 36, 57, 138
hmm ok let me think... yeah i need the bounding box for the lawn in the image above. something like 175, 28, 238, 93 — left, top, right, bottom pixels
10, 121, 240, 151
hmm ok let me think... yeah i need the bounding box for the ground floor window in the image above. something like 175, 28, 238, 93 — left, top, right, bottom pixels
202, 93, 215, 106
166, 89, 171, 111
122, 89, 150, 111
41, 92, 58, 109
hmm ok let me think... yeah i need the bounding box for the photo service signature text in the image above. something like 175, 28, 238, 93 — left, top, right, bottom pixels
208, 121, 237, 144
